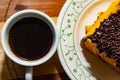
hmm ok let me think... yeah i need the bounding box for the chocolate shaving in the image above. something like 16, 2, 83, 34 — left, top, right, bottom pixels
88, 11, 120, 67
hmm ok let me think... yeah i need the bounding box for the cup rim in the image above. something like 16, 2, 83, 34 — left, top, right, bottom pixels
1, 9, 58, 66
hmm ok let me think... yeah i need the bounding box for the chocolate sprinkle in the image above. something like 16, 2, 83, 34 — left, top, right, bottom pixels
88, 11, 120, 67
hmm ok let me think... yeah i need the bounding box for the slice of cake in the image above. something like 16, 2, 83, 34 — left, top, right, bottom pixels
81, 0, 120, 72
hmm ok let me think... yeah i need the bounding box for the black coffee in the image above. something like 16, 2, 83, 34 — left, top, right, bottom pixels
9, 17, 53, 60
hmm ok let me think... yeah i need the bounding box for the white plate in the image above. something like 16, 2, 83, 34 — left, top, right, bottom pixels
57, 0, 120, 80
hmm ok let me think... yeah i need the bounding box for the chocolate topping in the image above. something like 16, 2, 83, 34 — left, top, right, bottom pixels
88, 11, 120, 67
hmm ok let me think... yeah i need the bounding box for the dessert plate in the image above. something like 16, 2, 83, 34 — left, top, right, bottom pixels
57, 0, 120, 80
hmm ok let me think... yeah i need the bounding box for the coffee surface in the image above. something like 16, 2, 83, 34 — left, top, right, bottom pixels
9, 17, 53, 60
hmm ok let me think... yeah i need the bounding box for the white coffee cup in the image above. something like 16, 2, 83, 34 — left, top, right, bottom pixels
1, 10, 58, 80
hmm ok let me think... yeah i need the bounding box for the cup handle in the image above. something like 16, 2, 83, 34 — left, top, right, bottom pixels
25, 66, 33, 80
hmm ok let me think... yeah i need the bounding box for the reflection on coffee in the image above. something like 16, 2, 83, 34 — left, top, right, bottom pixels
9, 17, 53, 60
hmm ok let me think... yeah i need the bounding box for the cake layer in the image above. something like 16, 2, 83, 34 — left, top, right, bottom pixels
81, 0, 120, 72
